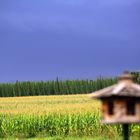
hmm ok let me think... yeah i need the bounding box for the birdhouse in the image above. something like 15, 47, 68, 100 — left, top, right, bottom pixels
91, 71, 140, 124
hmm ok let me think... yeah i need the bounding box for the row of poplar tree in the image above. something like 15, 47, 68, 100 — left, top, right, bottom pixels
0, 72, 139, 97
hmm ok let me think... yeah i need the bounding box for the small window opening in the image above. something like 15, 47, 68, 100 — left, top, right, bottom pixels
108, 101, 113, 115
126, 100, 136, 115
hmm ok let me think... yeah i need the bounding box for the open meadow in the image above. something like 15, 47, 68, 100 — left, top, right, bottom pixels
0, 94, 139, 139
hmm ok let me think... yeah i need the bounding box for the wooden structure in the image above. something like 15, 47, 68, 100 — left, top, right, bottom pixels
91, 71, 140, 140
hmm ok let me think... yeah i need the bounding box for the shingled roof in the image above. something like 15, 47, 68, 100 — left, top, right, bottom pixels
91, 72, 140, 98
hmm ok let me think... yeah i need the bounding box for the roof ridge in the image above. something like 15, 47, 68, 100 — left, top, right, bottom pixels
112, 82, 126, 95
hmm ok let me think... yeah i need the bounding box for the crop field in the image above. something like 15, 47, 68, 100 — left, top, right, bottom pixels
0, 94, 101, 115
0, 94, 139, 139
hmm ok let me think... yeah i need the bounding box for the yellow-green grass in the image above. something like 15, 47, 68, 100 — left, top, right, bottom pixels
0, 94, 139, 139
0, 94, 101, 115
0, 94, 104, 138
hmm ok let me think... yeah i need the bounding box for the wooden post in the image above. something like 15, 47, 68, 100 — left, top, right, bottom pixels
123, 124, 129, 140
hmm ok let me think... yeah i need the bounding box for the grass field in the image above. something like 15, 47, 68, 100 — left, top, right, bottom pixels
0, 94, 139, 139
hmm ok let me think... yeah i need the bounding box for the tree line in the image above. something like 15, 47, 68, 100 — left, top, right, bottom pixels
0, 77, 117, 97
0, 71, 139, 97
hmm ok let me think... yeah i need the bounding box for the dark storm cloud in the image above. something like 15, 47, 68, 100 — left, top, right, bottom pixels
0, 0, 140, 82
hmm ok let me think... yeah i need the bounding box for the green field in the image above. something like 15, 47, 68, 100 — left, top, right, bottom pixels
0, 94, 139, 139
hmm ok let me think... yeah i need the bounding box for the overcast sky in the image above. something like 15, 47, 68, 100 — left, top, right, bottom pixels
0, 0, 140, 82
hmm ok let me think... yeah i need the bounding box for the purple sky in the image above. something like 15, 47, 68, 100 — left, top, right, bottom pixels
0, 0, 140, 82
